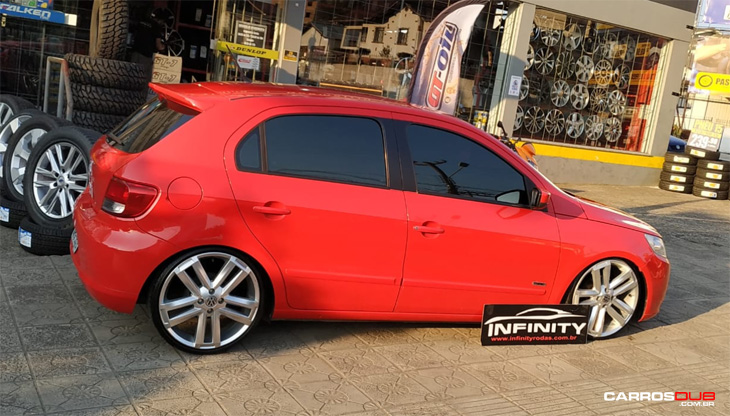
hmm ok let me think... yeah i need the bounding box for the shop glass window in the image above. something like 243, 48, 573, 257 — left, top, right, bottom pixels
515, 8, 668, 152
265, 116, 387, 187
343, 28, 361, 47
396, 28, 409, 45
407, 125, 527, 205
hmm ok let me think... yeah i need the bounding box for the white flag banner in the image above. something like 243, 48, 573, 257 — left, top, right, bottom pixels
408, 0, 487, 115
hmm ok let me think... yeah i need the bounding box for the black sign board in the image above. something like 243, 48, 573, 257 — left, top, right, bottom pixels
481, 305, 590, 345
235, 22, 267, 49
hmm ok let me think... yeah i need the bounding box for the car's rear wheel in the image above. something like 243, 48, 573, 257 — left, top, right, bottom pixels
568, 259, 640, 338
149, 249, 264, 354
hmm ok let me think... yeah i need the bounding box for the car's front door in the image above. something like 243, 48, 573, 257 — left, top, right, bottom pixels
225, 109, 407, 312
393, 118, 562, 317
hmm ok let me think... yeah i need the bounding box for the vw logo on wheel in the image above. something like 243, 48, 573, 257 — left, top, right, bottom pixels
205, 297, 218, 307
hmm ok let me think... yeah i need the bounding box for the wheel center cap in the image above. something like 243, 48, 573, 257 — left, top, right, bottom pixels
204, 297, 218, 308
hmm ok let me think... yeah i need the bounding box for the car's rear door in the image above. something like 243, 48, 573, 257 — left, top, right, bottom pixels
224, 106, 407, 312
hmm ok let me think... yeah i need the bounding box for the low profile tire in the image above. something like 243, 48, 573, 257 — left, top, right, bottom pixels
149, 248, 265, 354
1, 109, 44, 184
66, 54, 148, 91
664, 152, 696, 165
696, 168, 730, 182
697, 159, 730, 172
17, 216, 72, 255
658, 180, 693, 194
0, 94, 34, 128
89, 0, 129, 61
72, 111, 126, 133
686, 146, 721, 161
23, 126, 99, 230
566, 259, 641, 338
1, 115, 67, 203
71, 84, 146, 116
0, 197, 26, 229
662, 162, 696, 176
659, 171, 693, 184
692, 186, 729, 200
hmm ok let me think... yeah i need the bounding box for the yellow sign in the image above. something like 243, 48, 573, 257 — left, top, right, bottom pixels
635, 42, 652, 57
215, 40, 278, 61
695, 72, 730, 94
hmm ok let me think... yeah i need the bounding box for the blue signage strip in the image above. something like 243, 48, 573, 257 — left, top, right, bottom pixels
0, 2, 76, 25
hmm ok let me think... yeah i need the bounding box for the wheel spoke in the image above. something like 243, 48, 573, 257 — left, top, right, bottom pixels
220, 307, 252, 325
166, 307, 199, 328
591, 268, 601, 291
601, 265, 611, 289
225, 295, 259, 310
63, 146, 78, 171
220, 268, 250, 297
45, 148, 61, 173
53, 144, 65, 167
160, 296, 198, 312
194, 312, 207, 348
211, 258, 236, 289
593, 307, 607, 334
211, 311, 221, 348
58, 188, 70, 217
38, 187, 58, 208
191, 257, 213, 290
580, 298, 598, 306
606, 304, 628, 326
68, 183, 87, 192
612, 297, 634, 315
576, 289, 599, 298
175, 269, 201, 297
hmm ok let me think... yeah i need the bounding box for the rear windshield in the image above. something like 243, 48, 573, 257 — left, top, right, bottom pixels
107, 97, 197, 153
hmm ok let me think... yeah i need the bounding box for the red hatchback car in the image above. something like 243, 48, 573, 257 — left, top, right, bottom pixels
71, 82, 670, 353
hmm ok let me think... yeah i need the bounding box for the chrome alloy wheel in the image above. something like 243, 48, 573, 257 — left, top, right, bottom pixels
565, 113, 585, 139
550, 80, 570, 107
570, 259, 640, 338
525, 44, 535, 70
158, 252, 261, 350
514, 105, 524, 130
519, 76, 530, 101
32, 142, 89, 219
0, 102, 12, 126
575, 55, 594, 83
9, 127, 47, 195
534, 47, 555, 75
562, 23, 582, 51
0, 114, 32, 179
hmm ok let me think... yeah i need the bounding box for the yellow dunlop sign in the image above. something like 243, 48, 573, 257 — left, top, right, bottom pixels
215, 40, 278, 61
695, 72, 730, 94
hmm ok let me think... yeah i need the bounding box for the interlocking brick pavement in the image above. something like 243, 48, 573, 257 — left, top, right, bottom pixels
0, 184, 728, 415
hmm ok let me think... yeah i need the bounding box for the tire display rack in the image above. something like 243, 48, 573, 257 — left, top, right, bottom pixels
515, 11, 667, 151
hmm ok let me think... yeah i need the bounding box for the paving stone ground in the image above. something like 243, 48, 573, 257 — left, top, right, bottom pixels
0, 184, 728, 415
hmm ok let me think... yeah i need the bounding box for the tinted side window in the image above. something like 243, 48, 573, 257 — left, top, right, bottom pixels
109, 98, 196, 154
235, 128, 261, 171
406, 124, 527, 204
265, 115, 387, 187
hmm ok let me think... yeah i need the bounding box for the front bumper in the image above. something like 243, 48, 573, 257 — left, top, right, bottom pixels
71, 191, 175, 314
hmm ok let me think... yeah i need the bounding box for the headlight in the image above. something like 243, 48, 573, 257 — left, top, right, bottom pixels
645, 234, 667, 259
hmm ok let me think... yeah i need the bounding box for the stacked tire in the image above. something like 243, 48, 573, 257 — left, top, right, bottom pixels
693, 159, 730, 200
659, 152, 696, 195
69, 0, 148, 133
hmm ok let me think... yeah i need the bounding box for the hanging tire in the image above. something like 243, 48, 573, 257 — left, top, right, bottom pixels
697, 159, 730, 172
72, 111, 126, 133
663, 152, 696, 165
1, 109, 44, 186
685, 146, 721, 161
659, 171, 693, 184
17, 216, 72, 256
89, 0, 129, 61
696, 168, 730, 182
662, 162, 696, 175
1, 115, 68, 203
66, 54, 148, 91
71, 84, 146, 116
658, 180, 692, 194
0, 197, 26, 229
0, 95, 35, 128
693, 177, 730, 192
23, 126, 99, 230
692, 187, 729, 200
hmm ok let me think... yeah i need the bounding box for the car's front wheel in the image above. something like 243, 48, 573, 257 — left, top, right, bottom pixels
149, 249, 264, 354
568, 259, 641, 338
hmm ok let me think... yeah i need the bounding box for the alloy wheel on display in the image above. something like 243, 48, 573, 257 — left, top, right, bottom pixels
526, 45, 535, 70
514, 105, 524, 130
575, 56, 594, 82
556, 51, 575, 79
550, 80, 571, 107
519, 76, 530, 101
569, 259, 640, 337
566, 113, 585, 139
570, 84, 590, 110
9, 128, 47, 195
582, 36, 597, 55
0, 102, 13, 127
594, 44, 612, 61
624, 36, 637, 61
593, 60, 614, 86
562, 23, 582, 51
585, 115, 604, 141
0, 114, 33, 180
157, 252, 261, 351
541, 28, 561, 47
31, 142, 89, 220
590, 88, 609, 113
608, 90, 627, 116
531, 21, 541, 42
604, 117, 622, 143
534, 48, 555, 75
544, 109, 565, 136
614, 64, 631, 89
523, 107, 545, 133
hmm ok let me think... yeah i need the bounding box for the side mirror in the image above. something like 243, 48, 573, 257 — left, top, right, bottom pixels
530, 188, 550, 210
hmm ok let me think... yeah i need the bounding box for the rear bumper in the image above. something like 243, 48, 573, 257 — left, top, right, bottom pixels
71, 191, 174, 314
638, 254, 671, 321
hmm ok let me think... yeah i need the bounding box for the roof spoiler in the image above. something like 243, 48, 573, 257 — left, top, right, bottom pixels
148, 83, 203, 112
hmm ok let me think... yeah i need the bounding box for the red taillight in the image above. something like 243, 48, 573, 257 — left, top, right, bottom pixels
102, 176, 158, 218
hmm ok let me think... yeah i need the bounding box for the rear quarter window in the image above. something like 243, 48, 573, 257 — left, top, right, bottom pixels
108, 98, 197, 153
